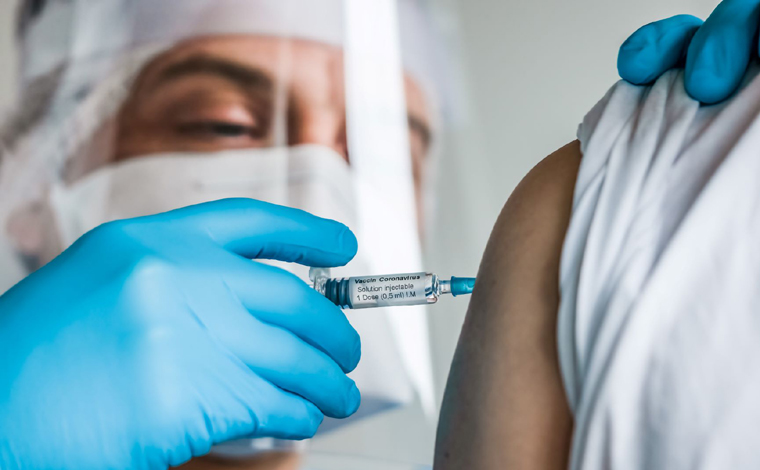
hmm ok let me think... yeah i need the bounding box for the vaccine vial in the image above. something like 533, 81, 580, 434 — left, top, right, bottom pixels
310, 268, 475, 309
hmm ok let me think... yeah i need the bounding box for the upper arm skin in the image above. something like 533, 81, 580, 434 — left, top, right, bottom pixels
434, 141, 582, 470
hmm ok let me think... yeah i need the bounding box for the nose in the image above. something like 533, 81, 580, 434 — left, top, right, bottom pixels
288, 110, 349, 162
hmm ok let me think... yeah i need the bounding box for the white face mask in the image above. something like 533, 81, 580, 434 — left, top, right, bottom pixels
48, 144, 358, 248
46, 144, 419, 455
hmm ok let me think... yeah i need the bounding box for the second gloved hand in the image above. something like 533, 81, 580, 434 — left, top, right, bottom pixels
618, 0, 760, 104
0, 198, 361, 470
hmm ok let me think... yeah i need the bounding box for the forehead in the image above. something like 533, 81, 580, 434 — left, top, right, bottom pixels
140, 35, 344, 89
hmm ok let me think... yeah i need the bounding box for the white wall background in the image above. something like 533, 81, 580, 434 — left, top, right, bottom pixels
0, 0, 719, 465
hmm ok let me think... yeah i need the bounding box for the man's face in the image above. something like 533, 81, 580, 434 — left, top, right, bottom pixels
114, 35, 432, 194
8, 35, 433, 267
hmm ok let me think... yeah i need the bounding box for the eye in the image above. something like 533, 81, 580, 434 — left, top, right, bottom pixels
210, 123, 250, 137
176, 120, 267, 140
181, 121, 251, 137
171, 98, 272, 144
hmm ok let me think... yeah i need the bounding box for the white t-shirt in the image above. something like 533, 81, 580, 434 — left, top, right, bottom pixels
559, 65, 760, 469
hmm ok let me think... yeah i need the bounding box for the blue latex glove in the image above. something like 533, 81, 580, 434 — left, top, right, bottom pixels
618, 0, 760, 104
0, 198, 362, 470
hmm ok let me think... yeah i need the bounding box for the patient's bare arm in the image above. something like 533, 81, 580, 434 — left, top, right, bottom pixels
434, 141, 582, 470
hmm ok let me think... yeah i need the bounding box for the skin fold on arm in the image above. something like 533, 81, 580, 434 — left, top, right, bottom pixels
434, 141, 582, 470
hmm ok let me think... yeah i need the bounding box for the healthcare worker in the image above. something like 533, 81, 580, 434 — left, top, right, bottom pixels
0, 0, 751, 469
0, 1, 441, 468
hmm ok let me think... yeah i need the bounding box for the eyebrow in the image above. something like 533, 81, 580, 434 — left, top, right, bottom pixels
152, 55, 275, 96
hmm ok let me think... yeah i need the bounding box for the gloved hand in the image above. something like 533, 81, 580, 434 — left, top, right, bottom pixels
618, 0, 760, 104
0, 198, 362, 470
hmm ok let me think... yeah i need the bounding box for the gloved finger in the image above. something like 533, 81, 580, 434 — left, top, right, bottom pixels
685, 0, 760, 104
155, 198, 358, 267
158, 342, 327, 465
213, 300, 361, 419
222, 258, 361, 373
252, 390, 325, 440
618, 15, 703, 85
249, 325, 361, 419
234, 372, 326, 440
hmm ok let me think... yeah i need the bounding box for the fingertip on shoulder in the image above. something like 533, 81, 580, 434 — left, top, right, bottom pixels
684, 69, 734, 104
618, 14, 703, 86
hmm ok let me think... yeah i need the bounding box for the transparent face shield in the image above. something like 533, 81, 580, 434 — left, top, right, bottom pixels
4, 0, 432, 267
2, 0, 450, 460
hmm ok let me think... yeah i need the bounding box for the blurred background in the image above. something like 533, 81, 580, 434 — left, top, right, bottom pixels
0, 0, 717, 466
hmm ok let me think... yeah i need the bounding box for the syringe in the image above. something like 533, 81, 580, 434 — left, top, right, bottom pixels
310, 268, 476, 309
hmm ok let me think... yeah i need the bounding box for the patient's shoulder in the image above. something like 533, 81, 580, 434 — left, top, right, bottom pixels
492, 140, 581, 254
477, 140, 581, 309
506, 141, 581, 215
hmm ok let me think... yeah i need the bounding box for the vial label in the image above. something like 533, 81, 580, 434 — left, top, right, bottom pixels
349, 272, 428, 308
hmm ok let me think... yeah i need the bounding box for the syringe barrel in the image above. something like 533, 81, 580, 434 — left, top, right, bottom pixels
320, 272, 439, 309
